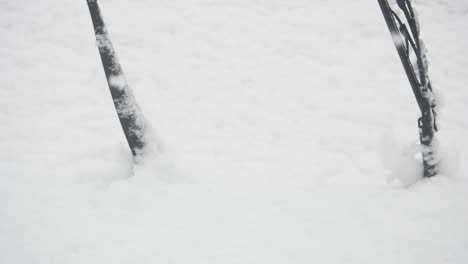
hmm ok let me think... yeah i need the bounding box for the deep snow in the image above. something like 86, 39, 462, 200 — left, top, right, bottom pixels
1, 0, 468, 263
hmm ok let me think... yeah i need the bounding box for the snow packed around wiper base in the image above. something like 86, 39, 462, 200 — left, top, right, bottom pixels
1, 0, 467, 263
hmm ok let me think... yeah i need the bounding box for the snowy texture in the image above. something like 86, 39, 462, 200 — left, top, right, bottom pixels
108, 73, 127, 91
95, 33, 111, 49
1, 0, 468, 263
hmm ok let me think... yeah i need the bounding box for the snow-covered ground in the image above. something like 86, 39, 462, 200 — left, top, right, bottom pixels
1, 0, 468, 263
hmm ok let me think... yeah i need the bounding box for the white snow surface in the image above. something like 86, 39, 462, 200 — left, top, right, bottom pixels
1, 0, 468, 263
